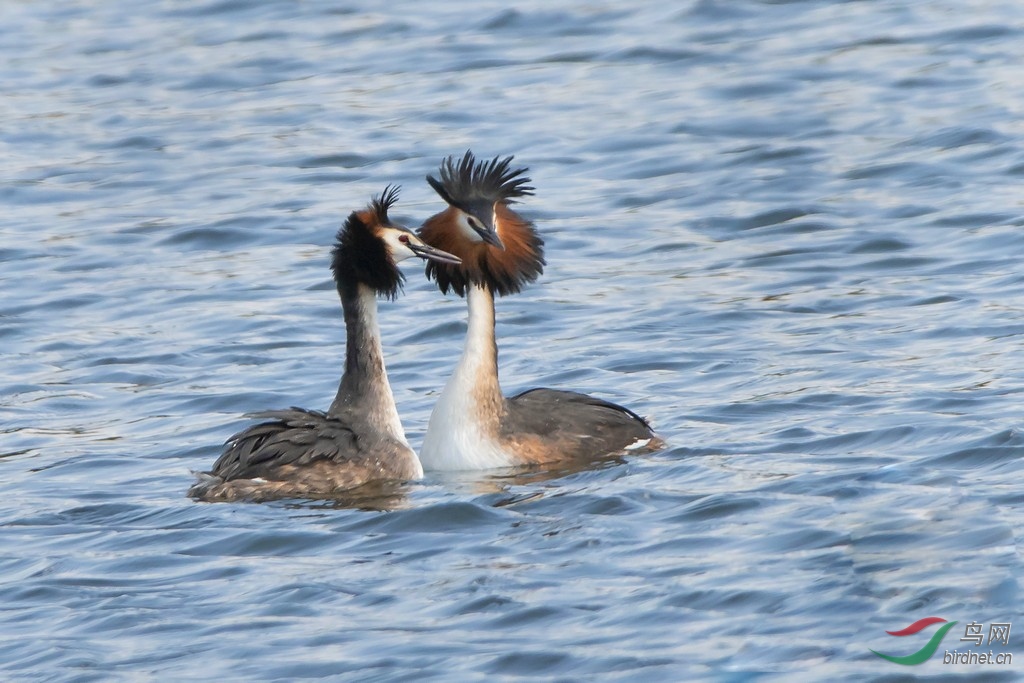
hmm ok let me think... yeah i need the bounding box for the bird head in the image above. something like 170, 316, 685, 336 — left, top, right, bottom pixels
332, 185, 461, 299
419, 151, 545, 297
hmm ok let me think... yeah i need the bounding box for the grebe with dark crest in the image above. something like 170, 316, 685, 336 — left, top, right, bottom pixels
417, 152, 663, 470
190, 186, 461, 502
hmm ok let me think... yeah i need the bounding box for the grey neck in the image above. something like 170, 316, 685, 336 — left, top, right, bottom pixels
329, 282, 405, 441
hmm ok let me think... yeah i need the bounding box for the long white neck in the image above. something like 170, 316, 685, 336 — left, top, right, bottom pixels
329, 283, 408, 445
421, 284, 513, 470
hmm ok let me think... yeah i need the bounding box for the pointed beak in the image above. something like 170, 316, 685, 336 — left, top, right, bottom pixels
474, 215, 505, 251
409, 242, 462, 266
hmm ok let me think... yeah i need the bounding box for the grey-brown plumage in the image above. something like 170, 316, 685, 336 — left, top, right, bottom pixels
418, 153, 663, 470
500, 389, 657, 462
189, 187, 460, 502
191, 408, 419, 503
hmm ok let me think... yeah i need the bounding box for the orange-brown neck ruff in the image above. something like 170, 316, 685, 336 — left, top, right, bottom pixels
419, 204, 544, 297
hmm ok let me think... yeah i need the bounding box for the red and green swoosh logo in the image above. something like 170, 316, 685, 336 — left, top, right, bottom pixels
871, 617, 958, 665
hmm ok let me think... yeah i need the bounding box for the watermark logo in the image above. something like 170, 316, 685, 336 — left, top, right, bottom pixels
872, 617, 958, 665
871, 617, 1013, 666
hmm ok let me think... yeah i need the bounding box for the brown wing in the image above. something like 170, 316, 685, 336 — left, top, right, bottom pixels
208, 408, 360, 479
189, 408, 416, 502
502, 389, 661, 462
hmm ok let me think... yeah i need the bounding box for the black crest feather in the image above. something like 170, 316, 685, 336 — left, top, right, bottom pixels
370, 184, 400, 223
426, 150, 534, 210
331, 186, 404, 300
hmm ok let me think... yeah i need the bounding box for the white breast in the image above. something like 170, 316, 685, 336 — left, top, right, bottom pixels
420, 367, 515, 471
420, 284, 515, 471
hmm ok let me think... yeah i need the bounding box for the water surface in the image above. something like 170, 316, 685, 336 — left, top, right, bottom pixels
2, 0, 1024, 680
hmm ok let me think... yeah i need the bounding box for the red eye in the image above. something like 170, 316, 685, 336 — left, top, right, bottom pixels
398, 234, 410, 244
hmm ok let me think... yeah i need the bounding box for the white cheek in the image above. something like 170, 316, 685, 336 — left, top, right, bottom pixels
457, 213, 483, 242
390, 241, 417, 263
397, 244, 417, 264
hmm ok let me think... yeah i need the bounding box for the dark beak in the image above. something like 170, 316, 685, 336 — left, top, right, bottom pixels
473, 214, 505, 251
409, 242, 462, 265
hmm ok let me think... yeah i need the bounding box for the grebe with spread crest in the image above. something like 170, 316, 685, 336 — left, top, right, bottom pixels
190, 186, 461, 501
417, 152, 663, 470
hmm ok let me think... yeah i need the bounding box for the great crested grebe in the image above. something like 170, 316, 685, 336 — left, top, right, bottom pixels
190, 186, 461, 501
417, 152, 663, 470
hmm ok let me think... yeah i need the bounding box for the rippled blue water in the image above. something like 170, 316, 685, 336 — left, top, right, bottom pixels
3, 0, 1024, 680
